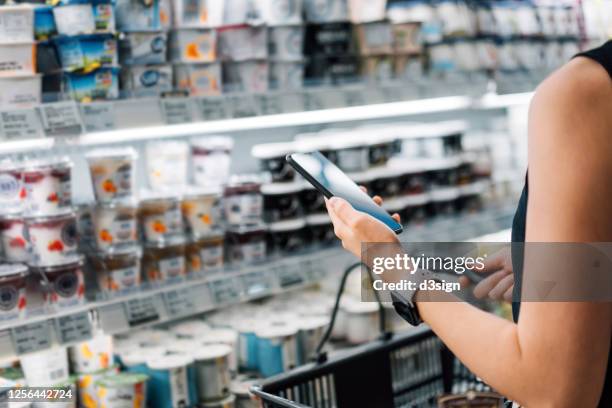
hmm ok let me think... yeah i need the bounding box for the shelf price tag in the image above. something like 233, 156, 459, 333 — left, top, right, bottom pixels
226, 95, 258, 118
197, 97, 227, 121
210, 277, 242, 305
241, 270, 273, 298
381, 85, 403, 103
38, 101, 84, 137
162, 288, 195, 318
301, 91, 325, 111
54, 312, 92, 345
343, 89, 366, 107
276, 260, 308, 289
80, 102, 116, 132
125, 296, 161, 327
161, 98, 194, 124
0, 109, 43, 140
256, 94, 283, 116
11, 321, 53, 355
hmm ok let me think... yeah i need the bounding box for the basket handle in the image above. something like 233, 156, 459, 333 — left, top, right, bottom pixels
249, 386, 312, 408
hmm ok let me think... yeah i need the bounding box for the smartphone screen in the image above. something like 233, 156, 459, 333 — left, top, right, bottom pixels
287, 151, 403, 234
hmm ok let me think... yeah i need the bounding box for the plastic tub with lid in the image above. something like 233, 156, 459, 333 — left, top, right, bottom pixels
31, 256, 85, 310
0, 214, 29, 263
427, 187, 461, 218
261, 182, 302, 222
260, 0, 303, 26
268, 25, 303, 60
191, 136, 234, 188
256, 323, 298, 377
218, 26, 267, 62
230, 376, 258, 408
88, 245, 142, 296
26, 211, 78, 266
222, 60, 268, 94
181, 187, 223, 238
171, 319, 210, 339
342, 298, 378, 344
92, 199, 138, 251
115, 0, 161, 32
174, 62, 222, 96
171, 0, 224, 28
303, 0, 349, 23
63, 66, 120, 102
425, 157, 461, 189
22, 157, 72, 216
142, 235, 187, 283
96, 372, 148, 408
305, 213, 335, 246
201, 328, 239, 376
226, 225, 266, 265
139, 190, 185, 243
368, 165, 405, 199
266, 219, 307, 256
223, 175, 263, 228
119, 31, 167, 65
54, 34, 117, 72
69, 333, 113, 374
0, 264, 28, 322
121, 64, 173, 97
20, 346, 69, 387
169, 28, 217, 63
193, 344, 232, 402
329, 133, 370, 172
86, 147, 137, 202
296, 316, 329, 364
146, 354, 196, 408
251, 142, 297, 183
186, 234, 224, 274
145, 140, 189, 191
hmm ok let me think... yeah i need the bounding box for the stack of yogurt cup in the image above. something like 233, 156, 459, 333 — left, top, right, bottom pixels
83, 147, 142, 298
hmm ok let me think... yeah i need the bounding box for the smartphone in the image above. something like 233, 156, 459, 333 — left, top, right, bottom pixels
286, 151, 403, 234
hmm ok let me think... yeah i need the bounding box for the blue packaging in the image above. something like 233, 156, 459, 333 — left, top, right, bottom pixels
146, 354, 197, 408
239, 328, 259, 371
64, 66, 119, 102
55, 33, 117, 72
34, 6, 57, 41
256, 324, 299, 377
115, 0, 161, 32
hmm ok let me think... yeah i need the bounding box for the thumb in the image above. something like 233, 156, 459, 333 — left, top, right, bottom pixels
327, 197, 358, 225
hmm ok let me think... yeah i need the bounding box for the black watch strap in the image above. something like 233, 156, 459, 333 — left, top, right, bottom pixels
390, 290, 422, 326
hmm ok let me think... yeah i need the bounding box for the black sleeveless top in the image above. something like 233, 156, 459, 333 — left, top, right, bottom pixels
511, 41, 612, 406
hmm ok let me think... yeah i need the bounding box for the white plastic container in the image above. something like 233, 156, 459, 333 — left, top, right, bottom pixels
146, 140, 189, 191
251, 142, 296, 183
193, 344, 232, 401
191, 136, 234, 187
268, 26, 303, 61
172, 0, 225, 28
138, 190, 184, 242
0, 74, 41, 110
304, 0, 349, 23
69, 334, 113, 374
223, 60, 268, 93
26, 212, 78, 266
53, 4, 95, 36
86, 147, 138, 203
347, 0, 386, 23
22, 157, 72, 216
169, 28, 217, 63
20, 347, 70, 386
0, 214, 29, 263
201, 328, 239, 376
95, 373, 148, 408
31, 258, 85, 310
147, 354, 194, 408
181, 187, 223, 238
343, 299, 379, 344
0, 42, 36, 77
330, 134, 370, 172
259, 0, 303, 26
174, 62, 222, 96
0, 160, 24, 215
171, 319, 210, 339
0, 264, 28, 322
0, 5, 34, 43
92, 200, 138, 251
121, 64, 173, 97
297, 317, 328, 364
218, 26, 267, 61
269, 62, 303, 91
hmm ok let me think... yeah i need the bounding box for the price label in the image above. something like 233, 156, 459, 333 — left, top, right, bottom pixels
256, 94, 283, 116
162, 288, 195, 318
55, 312, 92, 344
190, 283, 214, 312
11, 321, 53, 355
226, 95, 258, 118
343, 89, 366, 107
241, 270, 273, 297
38, 101, 84, 137
210, 278, 242, 305
380, 85, 403, 103
276, 261, 308, 288
80, 102, 116, 132
197, 97, 227, 121
0, 109, 43, 140
161, 98, 194, 124
278, 92, 304, 113
301, 91, 325, 111
125, 296, 161, 327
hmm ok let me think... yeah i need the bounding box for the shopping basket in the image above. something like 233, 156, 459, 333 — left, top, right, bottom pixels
251, 326, 491, 408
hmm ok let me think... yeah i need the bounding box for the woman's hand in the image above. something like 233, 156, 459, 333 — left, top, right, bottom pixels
325, 188, 401, 259
459, 248, 515, 301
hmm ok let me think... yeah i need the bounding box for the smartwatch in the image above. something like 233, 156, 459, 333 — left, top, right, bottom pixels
390, 268, 435, 326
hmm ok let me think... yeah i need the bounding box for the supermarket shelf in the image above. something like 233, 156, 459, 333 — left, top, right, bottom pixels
0, 203, 516, 359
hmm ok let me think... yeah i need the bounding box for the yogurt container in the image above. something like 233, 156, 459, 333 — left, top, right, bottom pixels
31, 257, 85, 310
0, 74, 41, 110
145, 141, 189, 191
86, 147, 137, 202
20, 346, 70, 387
171, 0, 224, 28
69, 334, 113, 374
0, 214, 29, 263
171, 319, 210, 339
0, 264, 28, 322
343, 299, 378, 344
222, 60, 268, 93
191, 136, 234, 188
218, 26, 267, 62
268, 25, 303, 61
77, 366, 119, 408
164, 338, 201, 355
261, 182, 302, 222
201, 328, 239, 376
348, 0, 386, 23
96, 373, 148, 408
119, 31, 168, 65
299, 183, 326, 215
223, 176, 263, 228
92, 200, 138, 251
427, 187, 460, 218
226, 225, 266, 265
26, 212, 78, 266
260, 0, 302, 26
88, 245, 142, 295
266, 219, 307, 255
269, 61, 304, 90
54, 34, 117, 72
230, 376, 258, 408
181, 187, 223, 238
256, 324, 298, 377
186, 234, 224, 274
121, 347, 166, 373
330, 135, 370, 172
303, 22, 353, 55
252, 142, 296, 183
426, 158, 460, 188
200, 394, 236, 408
235, 321, 258, 371
121, 64, 173, 97
0, 5, 34, 43
22, 157, 72, 216
139, 191, 184, 243
64, 67, 120, 102
0, 42, 36, 77
174, 62, 222, 96
34, 6, 57, 41
304, 0, 348, 23
169, 28, 217, 63
369, 166, 404, 199
354, 21, 393, 56
193, 344, 232, 402
305, 213, 335, 246
115, 0, 161, 32
297, 316, 328, 364
146, 354, 195, 408
142, 236, 187, 282
53, 3, 96, 36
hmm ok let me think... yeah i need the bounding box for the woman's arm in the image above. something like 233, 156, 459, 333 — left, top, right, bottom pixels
326, 57, 612, 407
